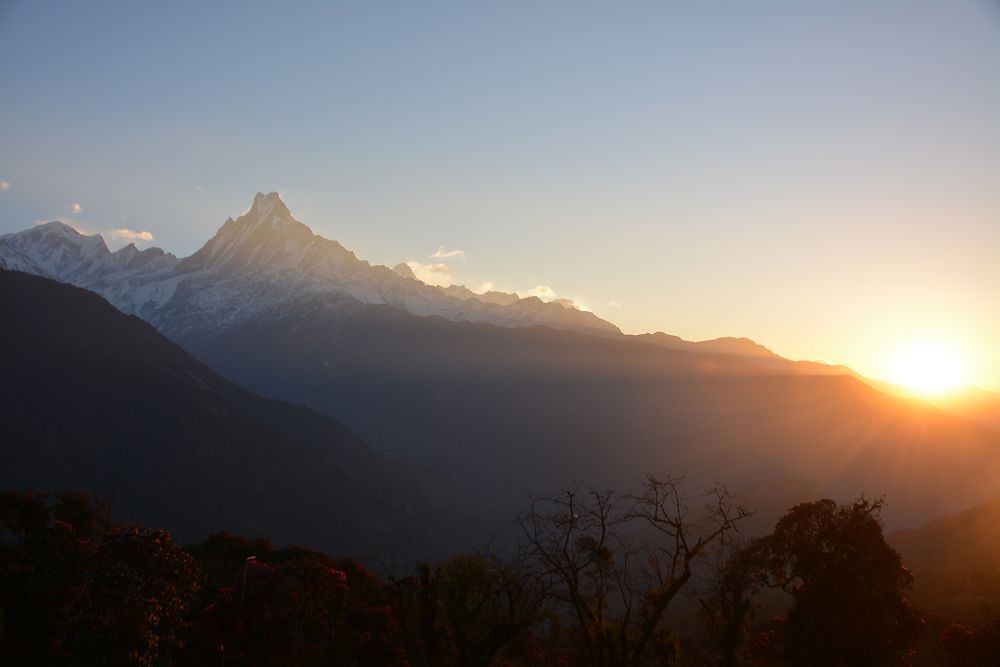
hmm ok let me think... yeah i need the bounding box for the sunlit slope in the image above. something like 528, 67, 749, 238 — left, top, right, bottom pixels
641, 331, 1000, 432
0, 270, 466, 558
183, 298, 1000, 530
926, 387, 1000, 432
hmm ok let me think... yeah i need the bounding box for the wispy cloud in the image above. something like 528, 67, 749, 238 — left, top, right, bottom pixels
111, 228, 155, 242
0, 180, 10, 191
430, 246, 466, 261
70, 202, 82, 214
194, 185, 205, 192
405, 261, 454, 287
608, 301, 623, 308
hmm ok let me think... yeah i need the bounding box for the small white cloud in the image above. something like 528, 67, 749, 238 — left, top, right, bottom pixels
406, 261, 453, 287
473, 281, 495, 294
111, 228, 155, 242
0, 180, 10, 191
70, 202, 82, 214
430, 246, 466, 261
194, 185, 205, 192
522, 285, 557, 301
516, 285, 590, 311
608, 301, 623, 308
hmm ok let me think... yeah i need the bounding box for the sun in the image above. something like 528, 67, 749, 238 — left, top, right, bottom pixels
889, 341, 967, 395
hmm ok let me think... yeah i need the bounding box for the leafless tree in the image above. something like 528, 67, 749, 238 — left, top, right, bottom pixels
518, 473, 750, 667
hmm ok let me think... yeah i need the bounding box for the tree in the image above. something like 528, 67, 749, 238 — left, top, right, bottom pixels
940, 619, 1000, 667
188, 536, 409, 666
699, 538, 761, 667
74, 525, 201, 667
0, 493, 200, 667
755, 497, 924, 667
406, 553, 548, 667
0, 492, 110, 665
519, 474, 749, 667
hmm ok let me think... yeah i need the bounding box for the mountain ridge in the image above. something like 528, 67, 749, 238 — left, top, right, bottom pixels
3, 196, 999, 536
181, 286, 1000, 532
3, 193, 994, 434
0, 192, 620, 338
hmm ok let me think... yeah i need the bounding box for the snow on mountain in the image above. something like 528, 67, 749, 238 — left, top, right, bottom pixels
0, 192, 620, 338
0, 221, 111, 279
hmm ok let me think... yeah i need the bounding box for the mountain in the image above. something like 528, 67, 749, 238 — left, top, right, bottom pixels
4, 194, 999, 534
890, 497, 1000, 620
639, 331, 1000, 431
184, 302, 1000, 530
919, 387, 1000, 432
0, 193, 619, 339
636, 333, 781, 359
0, 269, 469, 558
637, 332, 860, 376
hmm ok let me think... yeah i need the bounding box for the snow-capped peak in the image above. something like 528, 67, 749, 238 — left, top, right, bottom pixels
0, 220, 110, 280
182, 192, 322, 272
246, 191, 294, 229
0, 192, 622, 338
392, 262, 418, 280
32, 220, 84, 236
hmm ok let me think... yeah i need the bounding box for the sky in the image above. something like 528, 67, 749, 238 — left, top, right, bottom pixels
1, 1, 998, 390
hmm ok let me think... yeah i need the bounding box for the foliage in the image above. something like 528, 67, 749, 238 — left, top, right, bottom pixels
74, 525, 200, 666
187, 534, 408, 666
7, 489, 998, 667
0, 492, 109, 664
939, 619, 1000, 666
0, 492, 198, 667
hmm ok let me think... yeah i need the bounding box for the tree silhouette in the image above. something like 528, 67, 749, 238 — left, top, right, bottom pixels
754, 498, 924, 667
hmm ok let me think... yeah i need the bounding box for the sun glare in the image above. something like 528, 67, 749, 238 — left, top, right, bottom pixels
889, 341, 967, 395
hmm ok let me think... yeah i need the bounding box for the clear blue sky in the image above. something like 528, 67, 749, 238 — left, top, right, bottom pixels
1, 1, 998, 388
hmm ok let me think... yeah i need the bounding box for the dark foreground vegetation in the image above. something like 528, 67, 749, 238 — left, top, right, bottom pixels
1, 481, 998, 666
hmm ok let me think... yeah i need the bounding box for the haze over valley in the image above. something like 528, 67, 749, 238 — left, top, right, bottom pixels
3, 192, 998, 540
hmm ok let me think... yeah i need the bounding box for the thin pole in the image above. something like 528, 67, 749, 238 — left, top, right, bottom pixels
239, 555, 256, 622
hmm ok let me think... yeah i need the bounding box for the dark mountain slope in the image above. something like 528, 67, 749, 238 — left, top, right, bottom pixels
892, 496, 1000, 576
181, 294, 1000, 531
890, 497, 1000, 620
0, 270, 467, 558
